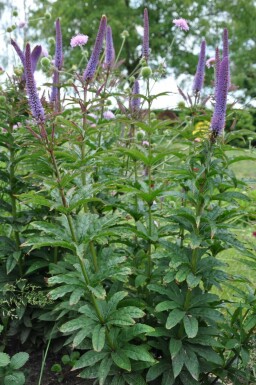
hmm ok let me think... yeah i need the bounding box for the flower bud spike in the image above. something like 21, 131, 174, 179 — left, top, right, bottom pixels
31, 45, 42, 73
104, 25, 115, 69
24, 43, 45, 123
54, 18, 63, 70
142, 8, 149, 62
192, 39, 206, 94
210, 56, 229, 140
83, 15, 107, 82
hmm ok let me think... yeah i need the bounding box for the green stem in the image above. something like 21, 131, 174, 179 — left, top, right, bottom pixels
9, 131, 22, 276
89, 241, 99, 272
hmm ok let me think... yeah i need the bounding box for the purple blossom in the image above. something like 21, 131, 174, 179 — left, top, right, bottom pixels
83, 15, 107, 82
130, 80, 141, 112
104, 25, 115, 69
222, 28, 230, 88
173, 18, 189, 31
103, 110, 115, 120
214, 47, 220, 99
10, 39, 25, 65
50, 70, 59, 103
31, 45, 42, 73
142, 8, 149, 61
70, 34, 88, 48
54, 18, 63, 70
24, 43, 45, 123
210, 56, 229, 138
192, 40, 206, 93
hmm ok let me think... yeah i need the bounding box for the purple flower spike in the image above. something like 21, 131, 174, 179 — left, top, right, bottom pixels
50, 70, 59, 103
214, 47, 220, 99
24, 43, 45, 123
142, 8, 149, 62
54, 18, 63, 70
193, 39, 206, 93
222, 28, 230, 89
130, 80, 141, 112
104, 25, 115, 69
83, 15, 107, 82
10, 39, 25, 65
31, 45, 42, 73
210, 56, 229, 138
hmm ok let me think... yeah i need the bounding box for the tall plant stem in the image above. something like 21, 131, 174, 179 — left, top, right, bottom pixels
9, 128, 22, 275
146, 78, 153, 279
44, 133, 114, 349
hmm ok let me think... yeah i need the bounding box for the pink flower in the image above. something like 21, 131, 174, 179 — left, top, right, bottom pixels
252, 232, 256, 237
206, 57, 215, 68
142, 140, 150, 147
18, 20, 27, 28
103, 111, 115, 120
70, 34, 89, 48
41, 47, 49, 57
173, 18, 189, 31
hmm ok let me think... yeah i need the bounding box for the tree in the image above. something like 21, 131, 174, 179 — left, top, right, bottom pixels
11, 0, 256, 99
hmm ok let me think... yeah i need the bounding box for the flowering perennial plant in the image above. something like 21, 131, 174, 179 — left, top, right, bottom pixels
192, 39, 206, 93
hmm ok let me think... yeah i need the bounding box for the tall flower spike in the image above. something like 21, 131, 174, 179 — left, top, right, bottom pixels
31, 45, 42, 73
210, 56, 229, 139
222, 28, 230, 89
214, 47, 220, 99
10, 39, 25, 65
130, 80, 141, 112
54, 18, 63, 70
83, 15, 107, 82
104, 25, 115, 69
142, 8, 149, 62
24, 43, 45, 123
192, 39, 206, 93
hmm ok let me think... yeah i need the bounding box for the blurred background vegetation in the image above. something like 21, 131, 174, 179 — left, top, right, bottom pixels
1, 0, 255, 100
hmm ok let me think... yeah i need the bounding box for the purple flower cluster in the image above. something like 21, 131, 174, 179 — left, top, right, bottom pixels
222, 28, 231, 89
210, 56, 229, 137
83, 15, 107, 82
104, 25, 115, 69
24, 43, 45, 123
130, 80, 141, 113
54, 18, 63, 70
51, 18, 63, 104
11, 39, 42, 76
192, 40, 206, 93
173, 18, 189, 31
142, 8, 149, 62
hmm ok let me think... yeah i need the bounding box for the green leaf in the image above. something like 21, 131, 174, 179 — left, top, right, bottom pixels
120, 324, 155, 342
10, 352, 29, 369
92, 325, 106, 352
192, 346, 223, 365
166, 309, 186, 329
60, 316, 94, 333
0, 352, 10, 367
146, 362, 170, 382
155, 301, 179, 312
4, 372, 25, 385
72, 328, 91, 348
25, 260, 49, 275
124, 373, 147, 385
184, 349, 199, 380
123, 344, 156, 363
161, 370, 175, 385
72, 351, 108, 370
183, 316, 198, 338
111, 351, 131, 371
213, 191, 250, 203
69, 288, 84, 305
88, 285, 106, 300
107, 291, 128, 314
172, 348, 184, 379
169, 339, 182, 359
98, 356, 112, 385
